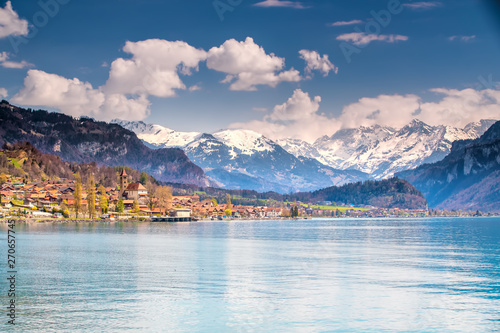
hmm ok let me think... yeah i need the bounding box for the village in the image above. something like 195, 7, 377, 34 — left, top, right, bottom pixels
0, 168, 467, 221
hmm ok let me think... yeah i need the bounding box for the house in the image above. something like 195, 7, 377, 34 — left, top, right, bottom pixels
172, 208, 191, 218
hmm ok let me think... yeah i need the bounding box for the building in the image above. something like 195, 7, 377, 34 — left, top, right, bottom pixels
119, 168, 128, 199
172, 208, 191, 218
122, 182, 148, 200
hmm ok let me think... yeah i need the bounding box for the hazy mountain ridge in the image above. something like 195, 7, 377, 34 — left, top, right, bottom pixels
397, 121, 500, 212
0, 102, 210, 186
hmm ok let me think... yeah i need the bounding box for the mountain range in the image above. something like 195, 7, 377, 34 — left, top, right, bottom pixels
113, 118, 496, 192
112, 120, 368, 193
398, 121, 500, 212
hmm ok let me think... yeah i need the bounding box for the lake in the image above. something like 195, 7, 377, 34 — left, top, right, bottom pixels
1, 218, 500, 332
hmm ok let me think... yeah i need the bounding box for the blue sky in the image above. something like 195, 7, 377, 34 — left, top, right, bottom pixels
0, 0, 499, 141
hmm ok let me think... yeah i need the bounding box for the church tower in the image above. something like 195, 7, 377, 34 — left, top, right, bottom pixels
119, 168, 128, 199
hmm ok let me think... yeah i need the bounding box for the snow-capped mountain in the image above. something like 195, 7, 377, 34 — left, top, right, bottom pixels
115, 120, 367, 193
281, 119, 498, 179
115, 118, 497, 191
111, 120, 201, 148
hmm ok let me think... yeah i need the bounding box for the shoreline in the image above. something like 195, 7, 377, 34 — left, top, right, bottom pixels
2, 215, 499, 224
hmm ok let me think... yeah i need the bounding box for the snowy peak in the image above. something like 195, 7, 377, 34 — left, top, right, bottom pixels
111, 119, 201, 148
213, 129, 276, 155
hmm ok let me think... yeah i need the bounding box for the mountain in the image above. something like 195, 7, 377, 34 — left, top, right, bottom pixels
114, 120, 368, 193
281, 119, 497, 179
0, 101, 209, 186
286, 177, 428, 210
0, 141, 160, 189
398, 121, 500, 212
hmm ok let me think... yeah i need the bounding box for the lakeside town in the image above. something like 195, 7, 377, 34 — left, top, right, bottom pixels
0, 168, 493, 222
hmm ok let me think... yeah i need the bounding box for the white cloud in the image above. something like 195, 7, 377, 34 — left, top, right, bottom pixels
449, 35, 476, 42
339, 88, 500, 129
105, 39, 207, 97
11, 69, 150, 121
337, 32, 409, 46
189, 84, 201, 92
0, 51, 32, 69
0, 88, 7, 99
0, 1, 28, 39
419, 88, 500, 127
230, 87, 500, 142
207, 37, 301, 91
253, 0, 307, 9
329, 20, 363, 27
231, 89, 340, 142
299, 50, 338, 77
403, 2, 442, 10
339, 94, 422, 129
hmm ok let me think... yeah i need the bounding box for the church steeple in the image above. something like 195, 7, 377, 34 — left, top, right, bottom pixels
119, 168, 128, 198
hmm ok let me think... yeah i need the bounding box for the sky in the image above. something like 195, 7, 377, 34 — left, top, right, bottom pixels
0, 0, 500, 142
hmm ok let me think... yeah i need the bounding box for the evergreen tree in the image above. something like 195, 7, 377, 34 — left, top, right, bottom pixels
139, 171, 148, 185
116, 199, 125, 213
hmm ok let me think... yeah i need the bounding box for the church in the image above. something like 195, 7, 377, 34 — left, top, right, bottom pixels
119, 168, 148, 201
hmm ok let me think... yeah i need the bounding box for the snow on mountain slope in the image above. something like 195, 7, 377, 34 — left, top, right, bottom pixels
112, 118, 497, 191
213, 129, 275, 156
280, 119, 497, 179
111, 119, 201, 148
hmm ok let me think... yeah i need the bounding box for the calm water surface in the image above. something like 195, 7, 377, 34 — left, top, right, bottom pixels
1, 218, 500, 332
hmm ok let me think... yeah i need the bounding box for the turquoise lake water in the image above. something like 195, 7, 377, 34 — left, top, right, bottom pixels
1, 218, 500, 332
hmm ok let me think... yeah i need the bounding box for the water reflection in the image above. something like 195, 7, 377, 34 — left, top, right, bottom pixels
0, 218, 499, 332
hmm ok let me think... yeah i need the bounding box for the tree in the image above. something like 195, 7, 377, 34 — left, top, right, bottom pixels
146, 183, 156, 210
87, 176, 96, 219
211, 198, 218, 207
98, 185, 108, 214
226, 194, 232, 210
0, 173, 7, 185
224, 208, 232, 217
139, 171, 148, 185
116, 199, 125, 213
155, 186, 172, 215
74, 172, 82, 218
132, 199, 140, 214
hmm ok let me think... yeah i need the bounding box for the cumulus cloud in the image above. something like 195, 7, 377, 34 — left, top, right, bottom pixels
105, 39, 207, 97
231, 89, 340, 142
449, 35, 476, 42
0, 1, 28, 39
189, 84, 201, 92
339, 88, 500, 129
419, 88, 500, 127
253, 0, 307, 9
329, 20, 363, 27
299, 50, 338, 77
339, 94, 422, 129
403, 1, 442, 10
0, 88, 7, 99
207, 37, 301, 91
0, 52, 33, 68
11, 69, 150, 121
337, 32, 409, 46
230, 87, 500, 142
